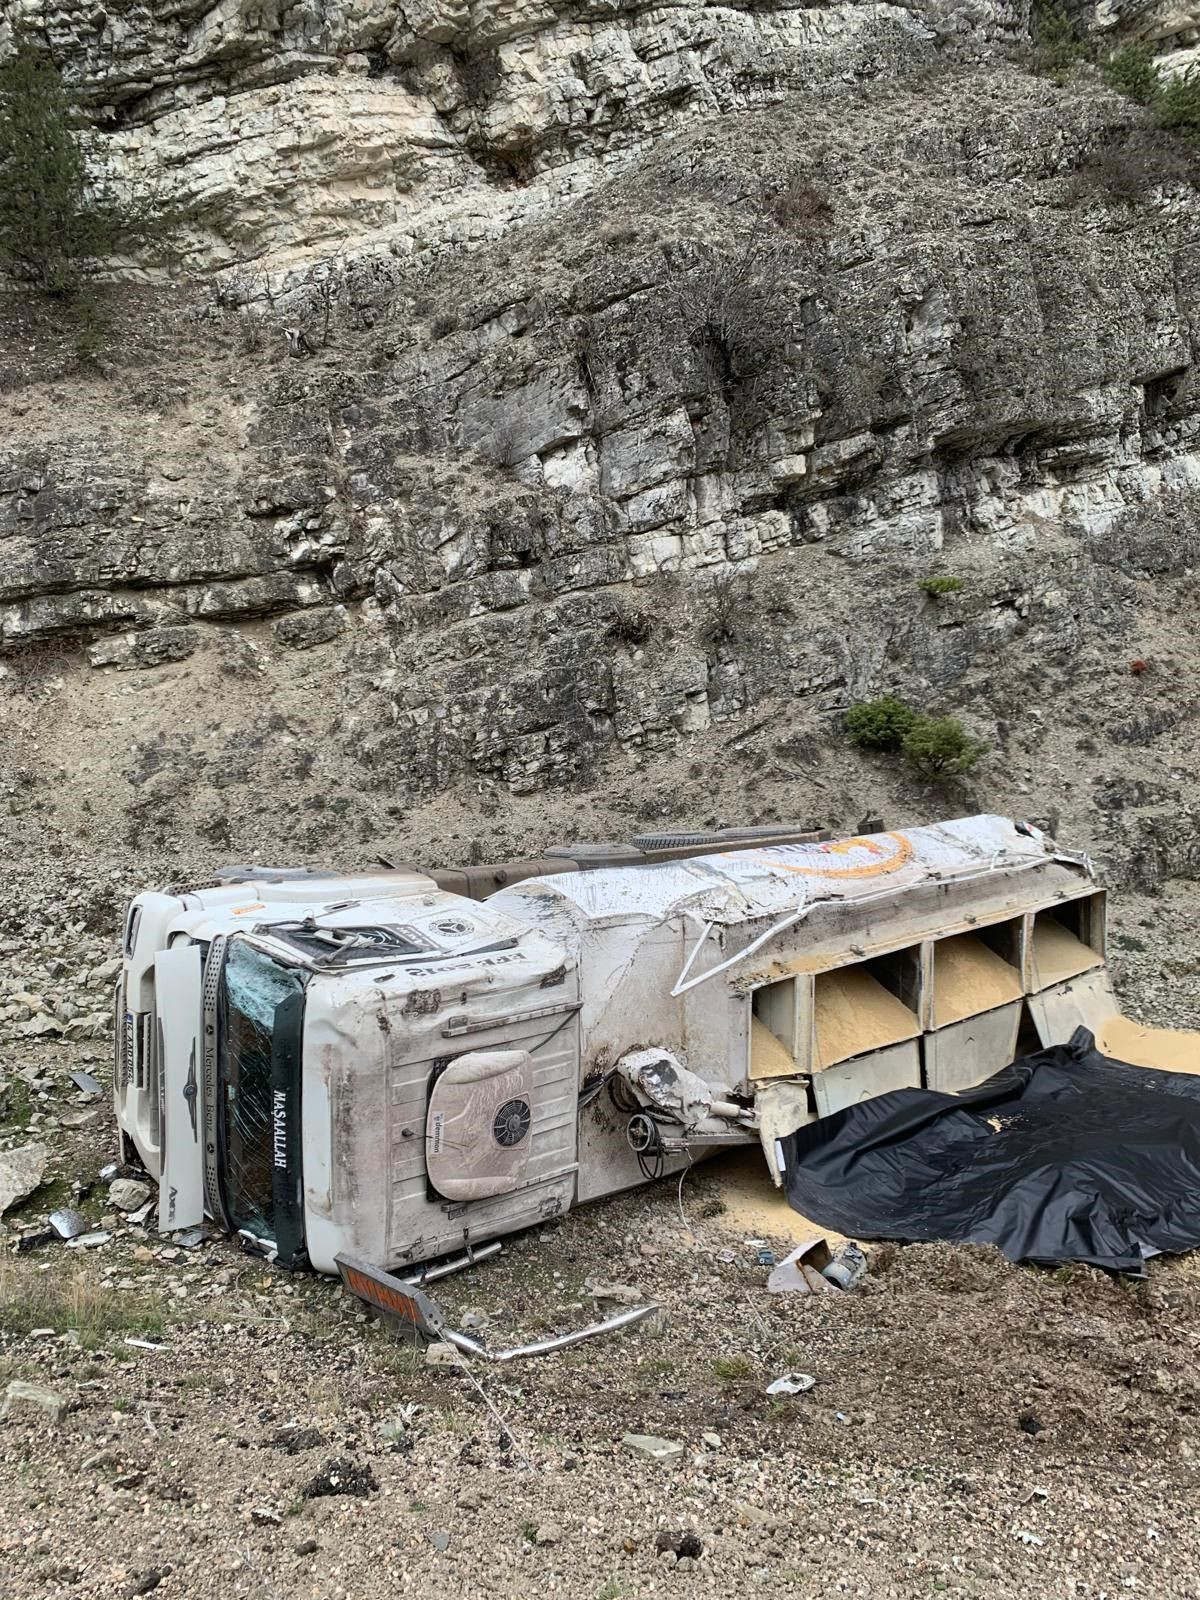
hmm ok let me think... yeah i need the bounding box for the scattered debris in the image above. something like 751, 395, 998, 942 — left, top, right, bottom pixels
0, 1142, 49, 1215
271, 1425, 326, 1454
15, 1228, 54, 1252
655, 1531, 703, 1559
109, 1178, 153, 1212
48, 1207, 88, 1240
823, 1242, 868, 1290
1013, 1530, 1046, 1547
767, 1238, 829, 1293
127, 1569, 167, 1597
584, 1280, 643, 1305
66, 1230, 111, 1249
443, 1301, 662, 1362
2, 1379, 68, 1424
301, 1458, 379, 1499
124, 1338, 164, 1352
621, 1434, 685, 1463
339, 1251, 660, 1361
69, 1069, 104, 1096
765, 1372, 816, 1396
174, 1226, 207, 1248
427, 1529, 451, 1552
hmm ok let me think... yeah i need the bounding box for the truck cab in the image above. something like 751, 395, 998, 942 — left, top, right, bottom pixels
116, 868, 575, 1272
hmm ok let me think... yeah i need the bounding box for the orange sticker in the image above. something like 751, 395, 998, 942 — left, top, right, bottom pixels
733, 833, 915, 880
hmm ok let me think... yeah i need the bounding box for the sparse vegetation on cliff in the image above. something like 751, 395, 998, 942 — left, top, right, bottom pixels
846, 699, 986, 780
0, 41, 177, 299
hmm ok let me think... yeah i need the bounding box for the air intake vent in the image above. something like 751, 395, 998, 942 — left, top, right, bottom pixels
632, 824, 825, 853
633, 831, 722, 851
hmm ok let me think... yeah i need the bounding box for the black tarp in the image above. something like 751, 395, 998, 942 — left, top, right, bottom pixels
780, 1030, 1200, 1272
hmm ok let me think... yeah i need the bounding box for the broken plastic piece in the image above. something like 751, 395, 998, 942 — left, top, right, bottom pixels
69, 1070, 103, 1096
173, 1226, 207, 1249
766, 1373, 816, 1395
48, 1208, 88, 1240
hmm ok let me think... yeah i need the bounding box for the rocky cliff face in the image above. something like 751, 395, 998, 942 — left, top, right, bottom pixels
3, 4, 1200, 899
6, 0, 1026, 274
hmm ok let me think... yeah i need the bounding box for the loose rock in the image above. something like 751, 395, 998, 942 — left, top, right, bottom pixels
2, 1380, 69, 1425
0, 1143, 49, 1214
109, 1178, 153, 1212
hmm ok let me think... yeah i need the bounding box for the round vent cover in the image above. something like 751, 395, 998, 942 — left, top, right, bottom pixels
493, 1098, 532, 1147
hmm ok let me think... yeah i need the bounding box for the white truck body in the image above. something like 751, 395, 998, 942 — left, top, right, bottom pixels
114, 817, 1118, 1273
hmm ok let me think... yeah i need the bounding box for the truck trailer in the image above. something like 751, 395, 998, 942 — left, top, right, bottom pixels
113, 815, 1129, 1275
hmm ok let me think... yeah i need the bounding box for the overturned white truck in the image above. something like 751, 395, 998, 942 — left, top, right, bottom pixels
114, 815, 1125, 1276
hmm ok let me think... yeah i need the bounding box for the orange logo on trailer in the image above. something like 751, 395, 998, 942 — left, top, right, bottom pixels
736, 832, 915, 880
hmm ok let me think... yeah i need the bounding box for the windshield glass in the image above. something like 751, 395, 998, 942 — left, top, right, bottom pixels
218, 938, 306, 1257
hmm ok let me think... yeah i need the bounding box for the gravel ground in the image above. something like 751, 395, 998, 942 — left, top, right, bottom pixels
1, 867, 1199, 1600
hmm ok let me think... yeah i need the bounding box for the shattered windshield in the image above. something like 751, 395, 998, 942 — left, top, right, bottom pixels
218, 938, 306, 1252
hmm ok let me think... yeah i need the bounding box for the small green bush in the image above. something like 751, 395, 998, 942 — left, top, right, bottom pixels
1099, 44, 1200, 153
919, 575, 965, 598
1158, 71, 1200, 144
1032, 4, 1086, 81
845, 696, 918, 753
902, 716, 987, 779
1104, 44, 1160, 106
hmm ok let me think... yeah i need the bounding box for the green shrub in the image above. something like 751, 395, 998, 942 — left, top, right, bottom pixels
1158, 71, 1200, 145
1104, 44, 1160, 106
901, 715, 987, 779
72, 291, 108, 367
0, 41, 178, 296
919, 575, 965, 598
1032, 4, 1086, 81
845, 696, 918, 753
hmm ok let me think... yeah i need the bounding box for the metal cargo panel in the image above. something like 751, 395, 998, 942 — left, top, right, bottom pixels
811, 1040, 921, 1117
1029, 969, 1118, 1048
924, 1001, 1022, 1094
